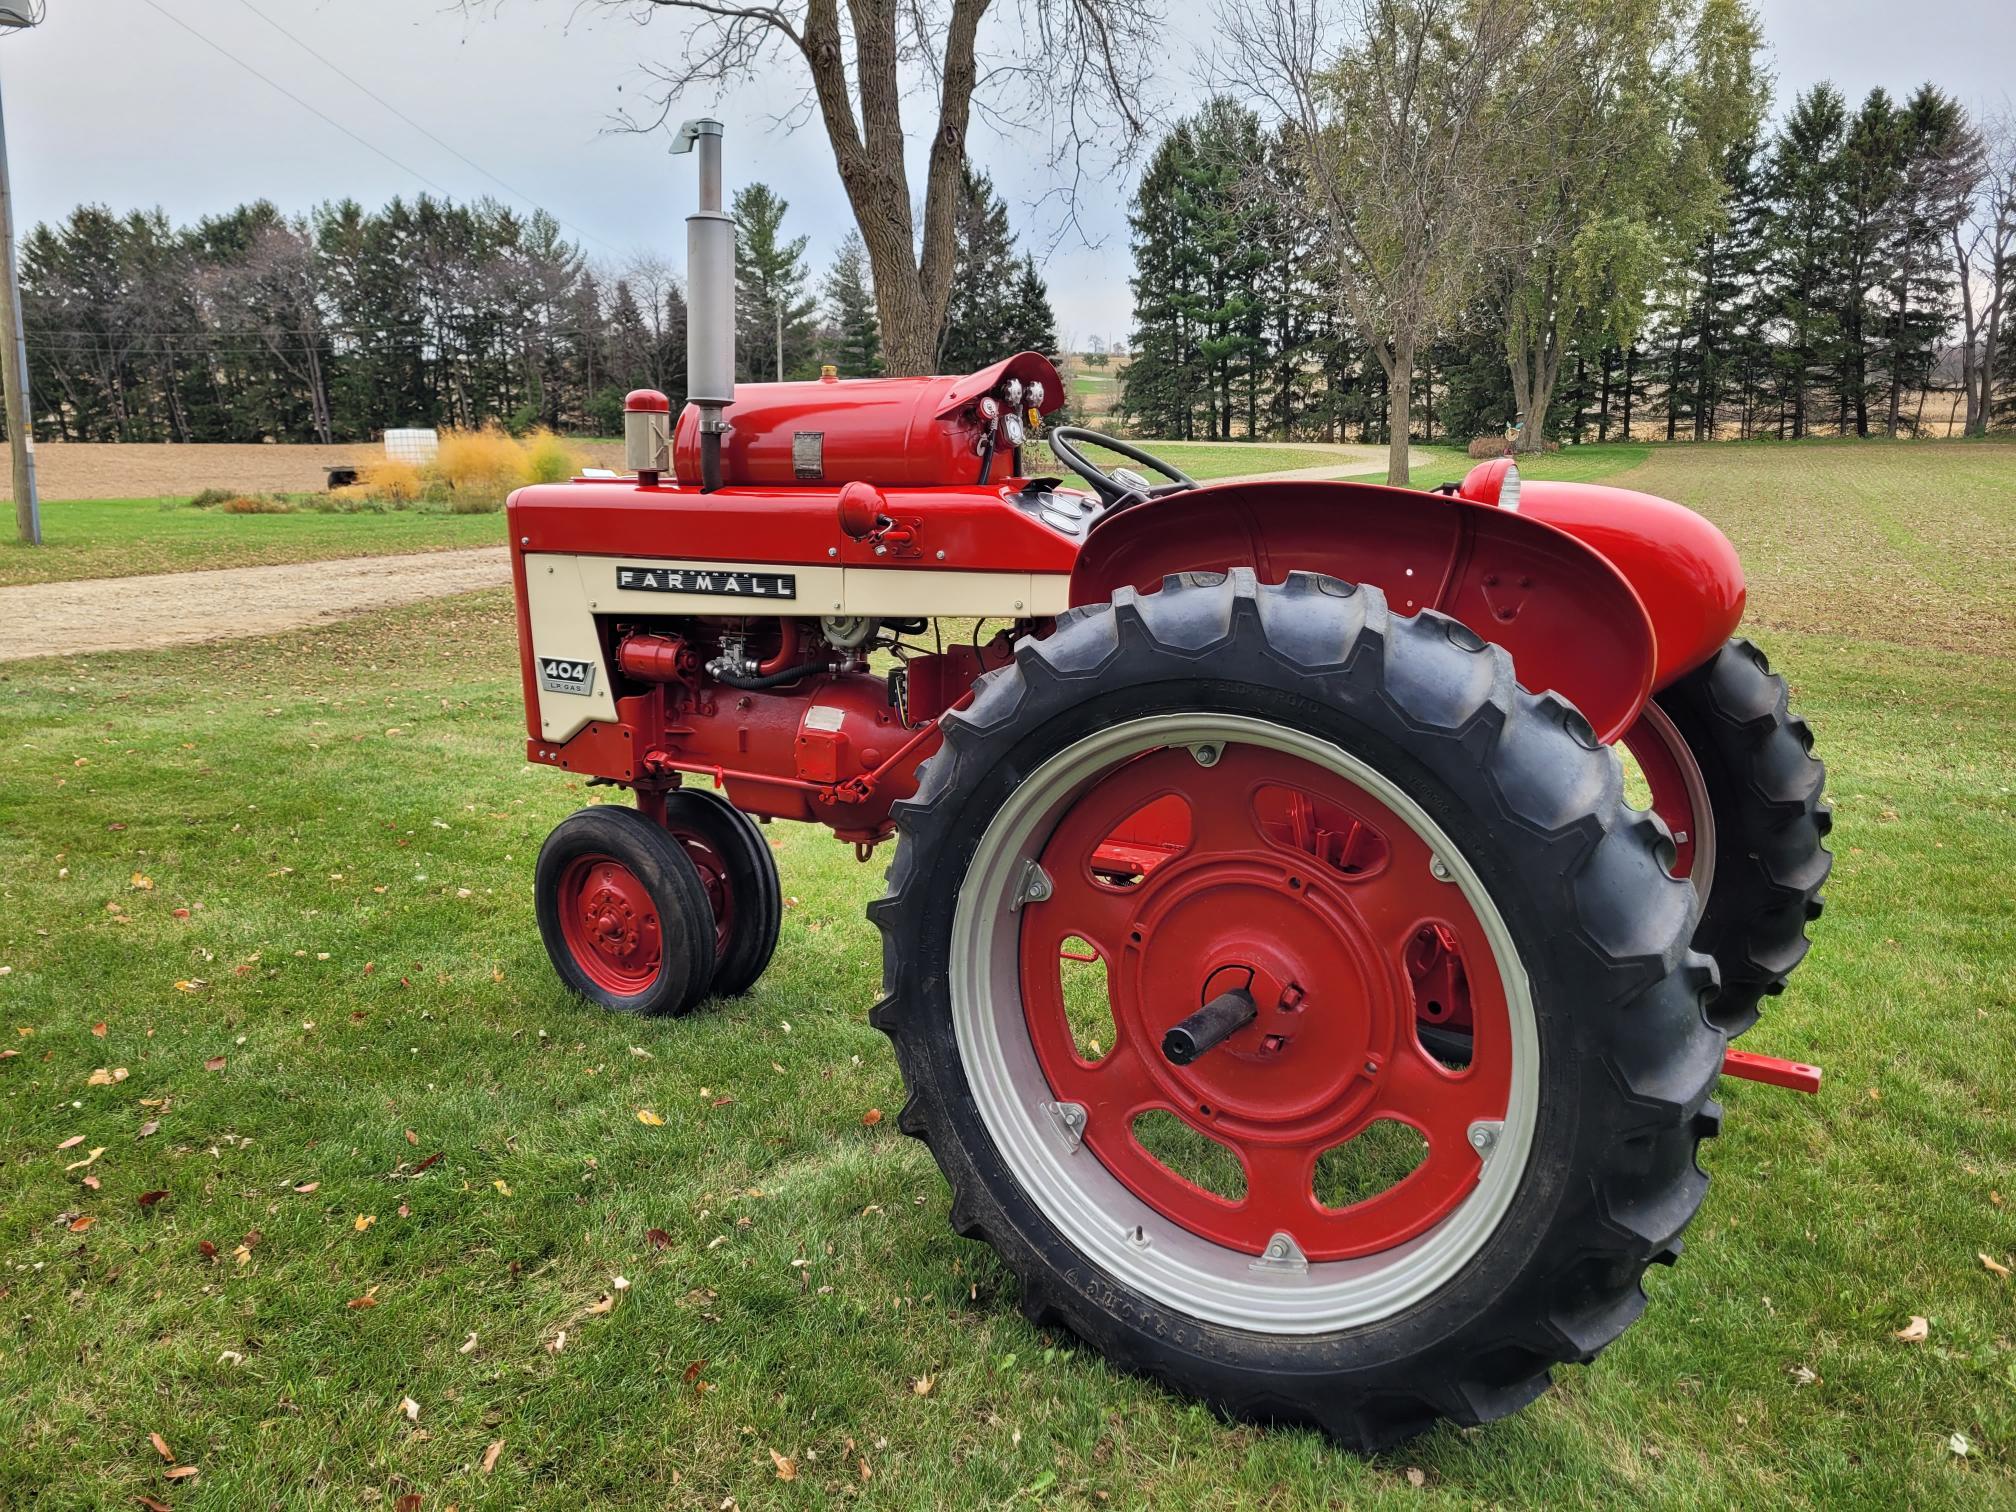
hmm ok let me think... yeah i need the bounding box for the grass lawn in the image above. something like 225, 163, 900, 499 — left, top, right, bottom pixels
2, 440, 2015, 1507
0, 501, 506, 589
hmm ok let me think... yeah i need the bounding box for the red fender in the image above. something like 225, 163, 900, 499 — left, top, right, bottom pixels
1459, 466, 1747, 688
1070, 479, 1658, 744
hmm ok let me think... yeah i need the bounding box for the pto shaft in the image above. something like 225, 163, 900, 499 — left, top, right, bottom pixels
1162, 988, 1257, 1065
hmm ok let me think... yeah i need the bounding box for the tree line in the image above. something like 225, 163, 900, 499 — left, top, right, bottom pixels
1127, 0, 2014, 478
13, 169, 1056, 446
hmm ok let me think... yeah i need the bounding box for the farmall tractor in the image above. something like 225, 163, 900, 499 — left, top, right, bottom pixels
506, 122, 1830, 1448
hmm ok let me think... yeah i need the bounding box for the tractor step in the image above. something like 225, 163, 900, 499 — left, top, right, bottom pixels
1720, 1047, 1822, 1094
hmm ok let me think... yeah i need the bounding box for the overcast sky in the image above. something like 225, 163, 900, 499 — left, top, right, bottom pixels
2, 0, 2010, 345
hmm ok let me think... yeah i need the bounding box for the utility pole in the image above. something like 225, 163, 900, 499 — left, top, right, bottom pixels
0, 8, 41, 546
774, 300, 782, 382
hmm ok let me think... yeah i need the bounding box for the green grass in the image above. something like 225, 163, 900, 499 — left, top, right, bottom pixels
1031, 437, 1375, 482
0, 498, 505, 588
3, 441, 2015, 1506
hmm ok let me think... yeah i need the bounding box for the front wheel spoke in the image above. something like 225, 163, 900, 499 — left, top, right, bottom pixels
1046, 1034, 1160, 1129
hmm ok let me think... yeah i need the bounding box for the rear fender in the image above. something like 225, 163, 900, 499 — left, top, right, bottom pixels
1463, 470, 1747, 688
1069, 479, 1656, 743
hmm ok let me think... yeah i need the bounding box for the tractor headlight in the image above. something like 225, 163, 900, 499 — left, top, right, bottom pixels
1003, 377, 1023, 406
1499, 462, 1522, 512
1001, 413, 1027, 447
1028, 380, 1045, 408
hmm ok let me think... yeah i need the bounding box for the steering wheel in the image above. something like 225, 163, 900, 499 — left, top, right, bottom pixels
1045, 426, 1199, 509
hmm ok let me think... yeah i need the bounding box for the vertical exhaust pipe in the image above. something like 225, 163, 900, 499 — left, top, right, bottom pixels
673, 119, 734, 491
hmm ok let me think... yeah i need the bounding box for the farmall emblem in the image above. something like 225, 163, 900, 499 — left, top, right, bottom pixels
616, 565, 797, 599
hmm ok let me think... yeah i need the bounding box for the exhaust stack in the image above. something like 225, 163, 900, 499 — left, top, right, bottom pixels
673, 118, 735, 491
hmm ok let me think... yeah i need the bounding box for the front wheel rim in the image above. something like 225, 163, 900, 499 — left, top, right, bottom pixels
1621, 702, 1717, 898
557, 853, 664, 993
949, 714, 1540, 1334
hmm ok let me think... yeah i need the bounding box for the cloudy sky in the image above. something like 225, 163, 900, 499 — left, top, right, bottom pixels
2, 0, 2009, 345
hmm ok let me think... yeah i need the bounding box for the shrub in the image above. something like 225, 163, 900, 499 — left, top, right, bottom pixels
218, 494, 295, 514
522, 427, 587, 485
435, 424, 529, 508
352, 456, 427, 504
188, 488, 236, 509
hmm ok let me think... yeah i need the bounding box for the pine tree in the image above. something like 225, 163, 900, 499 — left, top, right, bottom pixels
822, 231, 883, 376
1760, 85, 1851, 438
1121, 123, 1204, 438
731, 183, 818, 383
1879, 86, 1975, 435
938, 166, 1021, 373
1005, 254, 1057, 360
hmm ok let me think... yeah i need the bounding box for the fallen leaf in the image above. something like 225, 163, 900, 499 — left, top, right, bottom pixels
482, 1438, 505, 1475
493, 1180, 512, 1197
459, 1331, 479, 1355
163, 1466, 199, 1481
130, 873, 155, 891
138, 1496, 173, 1512
91, 1022, 107, 1038
347, 1295, 379, 1310
862, 1108, 883, 1127
203, 1056, 226, 1072
1406, 1467, 1427, 1488
1981, 1252, 2011, 1279
137, 1190, 169, 1208
56, 1134, 84, 1151
548, 1330, 567, 1354
647, 1228, 672, 1250
82, 1175, 100, 1190
87, 1067, 128, 1086
137, 1120, 160, 1139
1894, 1315, 1929, 1343
629, 1045, 654, 1059
399, 1396, 421, 1423
395, 1496, 421, 1512
412, 1151, 443, 1174
683, 1360, 707, 1390
293, 1181, 319, 1194
66, 1146, 107, 1172
197, 1239, 218, 1261
771, 1448, 798, 1481
405, 1128, 419, 1146
636, 1109, 665, 1127
148, 1431, 173, 1462
1951, 1432, 1971, 1457
912, 1374, 935, 1396
355, 1214, 377, 1232
217, 1350, 244, 1366
1788, 1363, 1818, 1387
587, 1293, 617, 1315
68, 1215, 95, 1233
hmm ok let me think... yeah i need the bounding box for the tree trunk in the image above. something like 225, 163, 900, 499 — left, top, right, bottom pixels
1376, 337, 1413, 486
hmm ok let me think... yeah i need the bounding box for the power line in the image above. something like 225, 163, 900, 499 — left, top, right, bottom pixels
133, 0, 454, 198
222, 0, 624, 258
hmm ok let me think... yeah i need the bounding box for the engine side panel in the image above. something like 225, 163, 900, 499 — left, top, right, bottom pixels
1070, 479, 1657, 743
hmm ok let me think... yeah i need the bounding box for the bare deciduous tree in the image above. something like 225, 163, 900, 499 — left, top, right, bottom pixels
1220, 0, 1544, 484
487, 0, 1163, 376
1953, 114, 2014, 437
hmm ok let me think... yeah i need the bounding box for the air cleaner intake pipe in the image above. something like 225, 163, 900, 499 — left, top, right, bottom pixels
673, 118, 735, 492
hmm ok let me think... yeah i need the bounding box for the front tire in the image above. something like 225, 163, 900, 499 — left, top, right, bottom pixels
870, 571, 1724, 1449
536, 806, 717, 1016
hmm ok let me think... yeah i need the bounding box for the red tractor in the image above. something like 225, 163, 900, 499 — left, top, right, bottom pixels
506, 122, 1829, 1448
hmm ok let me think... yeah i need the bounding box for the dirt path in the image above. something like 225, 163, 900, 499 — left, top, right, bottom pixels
0, 547, 509, 662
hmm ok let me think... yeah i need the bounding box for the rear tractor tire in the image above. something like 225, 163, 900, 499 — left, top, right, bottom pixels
1621, 638, 1831, 1036
870, 569, 1725, 1449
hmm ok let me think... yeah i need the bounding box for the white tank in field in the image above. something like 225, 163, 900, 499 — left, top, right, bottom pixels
383, 428, 439, 465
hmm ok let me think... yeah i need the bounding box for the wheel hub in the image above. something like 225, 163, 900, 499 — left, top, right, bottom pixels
557, 855, 663, 991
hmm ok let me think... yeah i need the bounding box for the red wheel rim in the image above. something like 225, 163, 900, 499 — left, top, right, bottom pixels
1620, 703, 1715, 892
1018, 742, 1513, 1262
668, 826, 735, 963
556, 852, 663, 993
